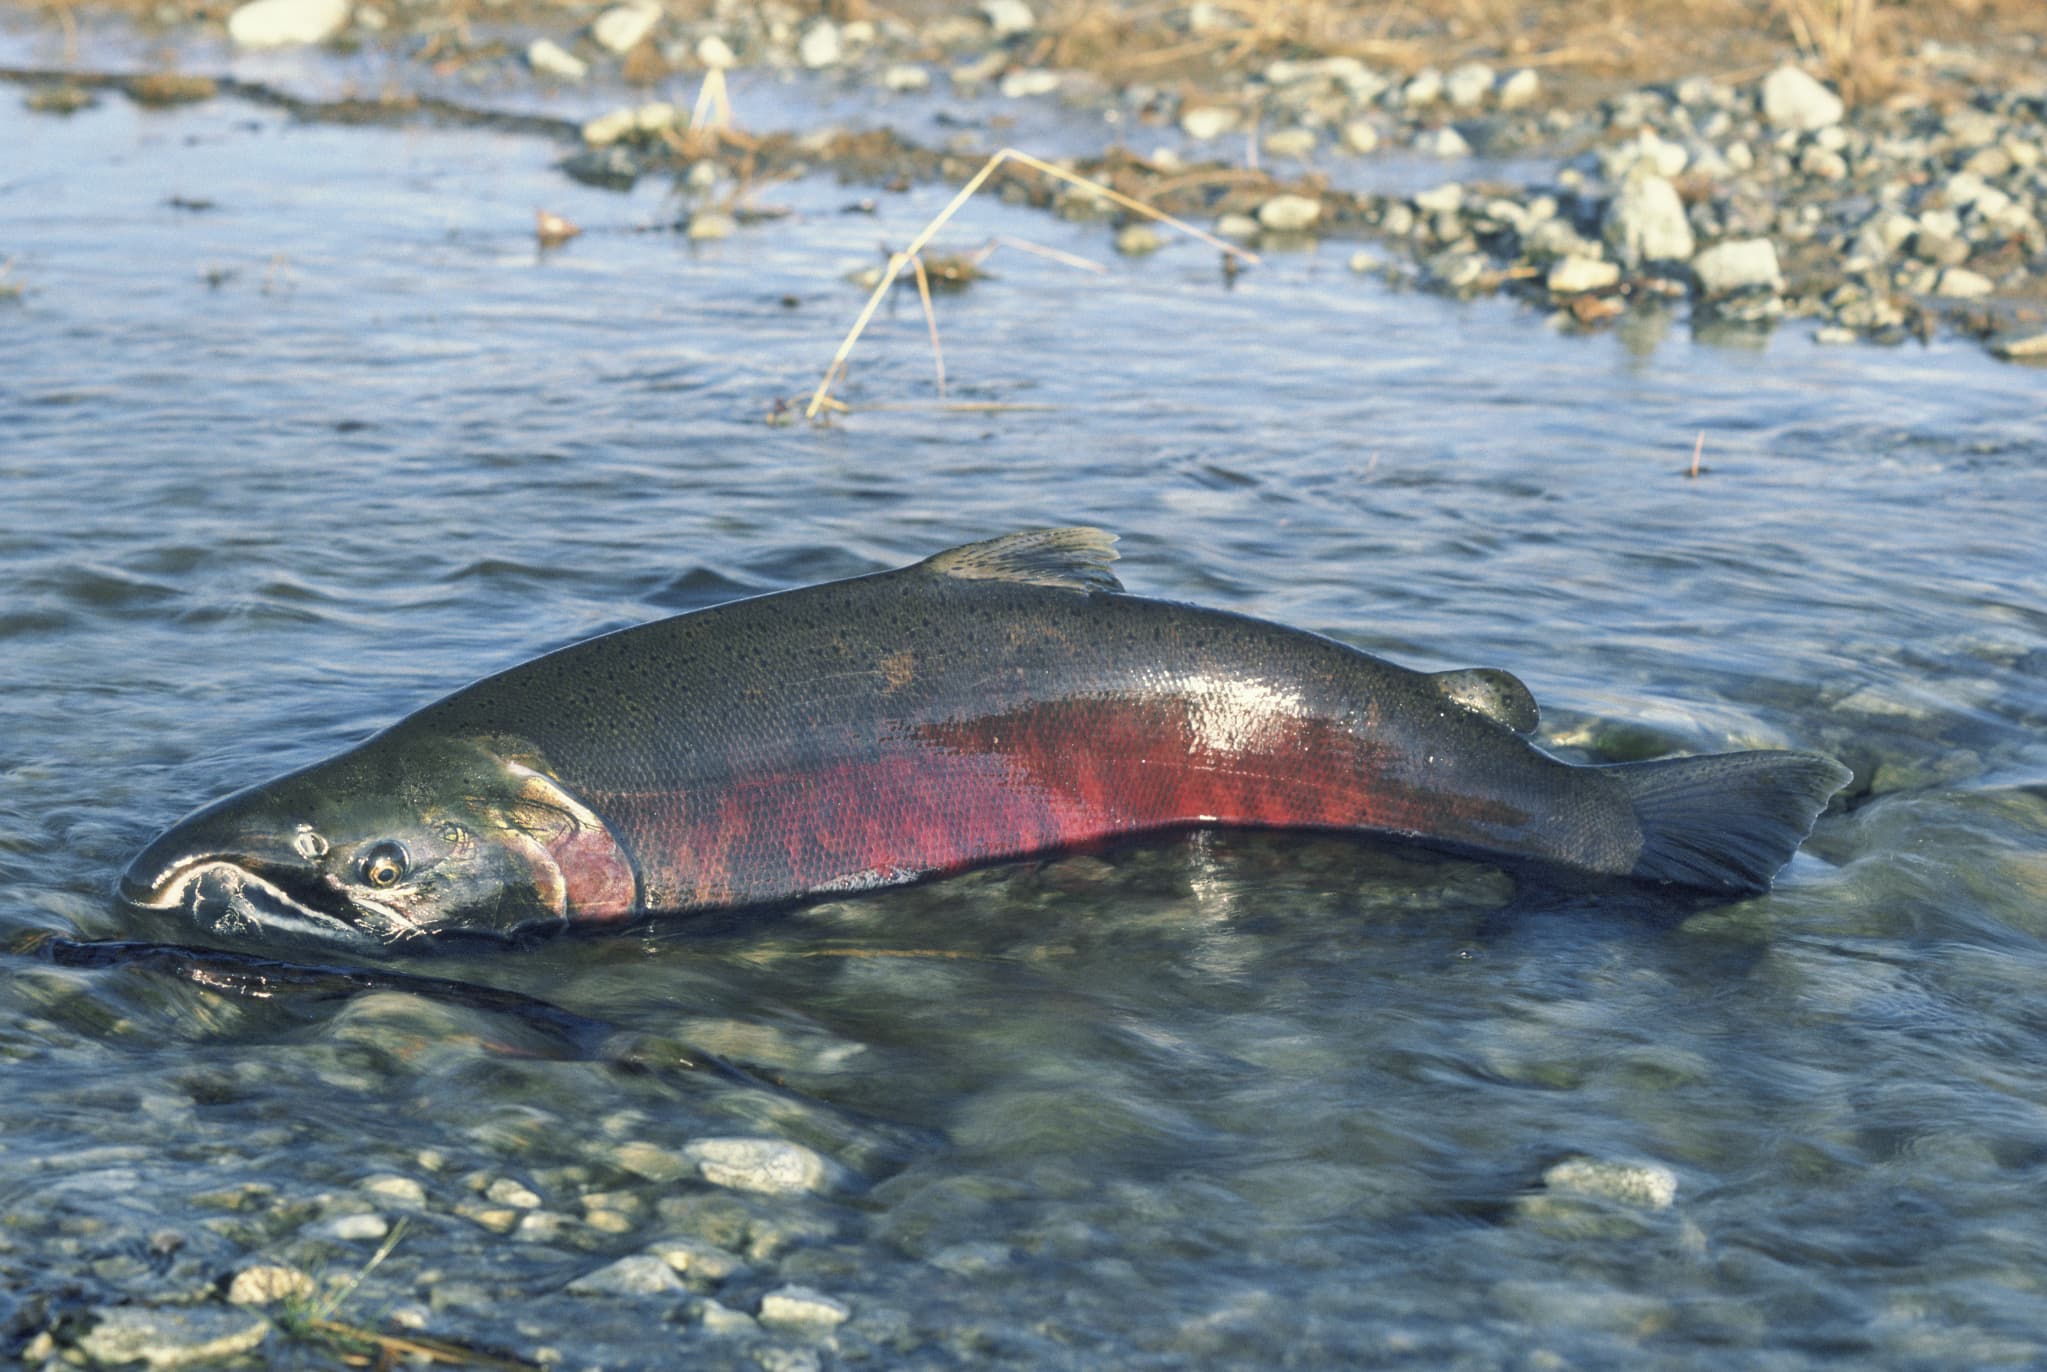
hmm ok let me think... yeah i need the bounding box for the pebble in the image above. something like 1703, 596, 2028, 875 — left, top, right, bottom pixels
1604, 168, 1695, 265
1991, 330, 2047, 359
649, 1237, 747, 1282
683, 1137, 843, 1195
225, 0, 350, 48
581, 107, 639, 147
999, 68, 1060, 98
982, 0, 1035, 37
688, 210, 738, 241
225, 1263, 315, 1306
1759, 63, 1844, 131
1401, 68, 1442, 106
758, 1285, 851, 1333
1497, 68, 1540, 110
1179, 105, 1239, 140
1691, 238, 1783, 295
1412, 182, 1463, 214
798, 20, 843, 69
77, 1306, 269, 1368
1547, 255, 1620, 293
698, 1299, 759, 1335
1256, 193, 1321, 232
1444, 62, 1494, 108
485, 1177, 542, 1209
359, 1174, 428, 1209
591, 1, 658, 55
527, 39, 587, 81
567, 1254, 686, 1297
317, 1213, 390, 1243
1215, 212, 1260, 239
1935, 266, 1994, 298
1261, 128, 1316, 158
1413, 125, 1471, 158
696, 34, 735, 69
1340, 119, 1380, 154
882, 63, 930, 92
1115, 223, 1164, 255
614, 1140, 690, 1183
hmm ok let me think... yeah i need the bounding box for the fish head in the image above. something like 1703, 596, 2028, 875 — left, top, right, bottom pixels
119, 736, 637, 952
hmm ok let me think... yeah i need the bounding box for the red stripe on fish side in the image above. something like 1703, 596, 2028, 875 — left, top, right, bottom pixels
615, 693, 1477, 908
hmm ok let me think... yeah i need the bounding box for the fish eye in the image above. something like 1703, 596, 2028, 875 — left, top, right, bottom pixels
360, 841, 409, 889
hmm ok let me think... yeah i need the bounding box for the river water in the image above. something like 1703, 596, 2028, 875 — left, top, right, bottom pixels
3, 53, 2046, 1371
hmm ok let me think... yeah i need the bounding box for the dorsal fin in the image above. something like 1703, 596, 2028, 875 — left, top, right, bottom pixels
919, 528, 1123, 593
1431, 667, 1540, 735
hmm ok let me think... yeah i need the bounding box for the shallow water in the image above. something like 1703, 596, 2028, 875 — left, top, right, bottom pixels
4, 61, 2047, 1370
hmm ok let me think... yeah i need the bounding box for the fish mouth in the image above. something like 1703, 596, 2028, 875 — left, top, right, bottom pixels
120, 854, 390, 950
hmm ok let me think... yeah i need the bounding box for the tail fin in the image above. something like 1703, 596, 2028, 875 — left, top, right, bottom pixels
1608, 751, 1851, 894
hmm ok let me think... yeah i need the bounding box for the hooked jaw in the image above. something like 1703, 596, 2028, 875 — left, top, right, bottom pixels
117, 793, 394, 950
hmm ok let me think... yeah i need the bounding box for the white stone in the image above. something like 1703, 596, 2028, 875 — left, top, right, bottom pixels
1935, 267, 1994, 298
634, 101, 677, 131
1759, 63, 1843, 131
1413, 125, 1471, 158
758, 1286, 850, 1332
798, 20, 843, 68
1498, 68, 1540, 110
687, 210, 738, 241
527, 38, 588, 81
1255, 193, 1321, 232
1547, 255, 1619, 293
1115, 223, 1164, 255
1444, 61, 1494, 108
591, 1, 659, 55
682, 1137, 842, 1194
567, 1255, 685, 1297
226, 0, 350, 48
999, 68, 1060, 98
1340, 119, 1380, 154
1412, 182, 1463, 213
696, 34, 736, 69
1604, 168, 1695, 265
582, 107, 637, 146
1180, 104, 1239, 140
1401, 67, 1442, 106
648, 1238, 746, 1281
882, 63, 930, 92
981, 0, 1035, 37
1261, 127, 1316, 158
1692, 238, 1782, 295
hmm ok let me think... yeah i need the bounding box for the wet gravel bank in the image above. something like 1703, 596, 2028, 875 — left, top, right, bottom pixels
8, 2, 2047, 361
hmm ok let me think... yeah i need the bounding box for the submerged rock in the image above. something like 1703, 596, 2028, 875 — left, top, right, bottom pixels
758, 1285, 851, 1333
527, 39, 588, 82
76, 1306, 269, 1368
567, 1254, 686, 1297
682, 1137, 843, 1195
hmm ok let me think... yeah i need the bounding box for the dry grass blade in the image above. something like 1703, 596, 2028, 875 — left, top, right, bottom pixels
304, 1318, 543, 1371
689, 64, 729, 134
910, 253, 944, 399
805, 147, 1261, 419
1774, 0, 1881, 99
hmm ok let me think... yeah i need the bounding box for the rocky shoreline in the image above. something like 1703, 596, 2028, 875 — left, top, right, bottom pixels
12, 0, 2045, 363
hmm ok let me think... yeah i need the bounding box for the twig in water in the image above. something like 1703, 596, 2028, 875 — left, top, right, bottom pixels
805, 146, 1261, 420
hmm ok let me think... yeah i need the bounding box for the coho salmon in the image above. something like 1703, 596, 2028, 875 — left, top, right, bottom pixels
121, 529, 1848, 950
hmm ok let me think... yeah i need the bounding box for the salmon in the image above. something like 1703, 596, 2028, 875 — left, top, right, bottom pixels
120, 529, 1848, 950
